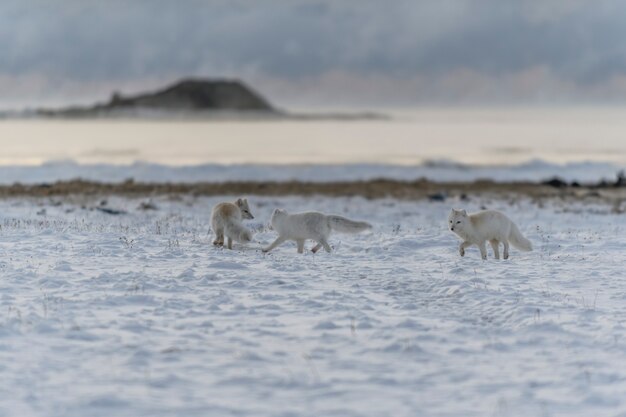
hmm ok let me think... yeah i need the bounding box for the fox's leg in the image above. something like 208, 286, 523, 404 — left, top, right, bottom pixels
311, 243, 322, 253
503, 240, 510, 260
213, 228, 224, 246
459, 241, 471, 257
490, 240, 500, 260
297, 239, 305, 254
478, 241, 488, 260
319, 239, 332, 253
262, 236, 287, 253
227, 236, 233, 250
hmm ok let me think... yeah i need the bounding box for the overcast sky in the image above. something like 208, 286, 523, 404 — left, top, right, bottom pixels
2, 0, 626, 108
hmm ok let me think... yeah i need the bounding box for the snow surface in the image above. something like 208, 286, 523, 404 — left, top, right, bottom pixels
0, 159, 624, 184
0, 195, 625, 417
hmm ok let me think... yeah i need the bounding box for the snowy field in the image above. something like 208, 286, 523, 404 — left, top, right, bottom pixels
0, 194, 625, 417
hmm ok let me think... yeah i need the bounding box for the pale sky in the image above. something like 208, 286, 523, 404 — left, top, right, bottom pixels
2, 0, 626, 108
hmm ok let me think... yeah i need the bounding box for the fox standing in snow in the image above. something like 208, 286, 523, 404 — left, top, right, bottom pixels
449, 209, 532, 260
211, 198, 254, 250
263, 209, 372, 254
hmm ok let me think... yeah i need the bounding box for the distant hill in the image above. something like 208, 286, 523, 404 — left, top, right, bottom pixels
1, 77, 388, 120
36, 78, 278, 118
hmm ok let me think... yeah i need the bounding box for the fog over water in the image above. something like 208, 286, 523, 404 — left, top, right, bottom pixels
1, 108, 625, 167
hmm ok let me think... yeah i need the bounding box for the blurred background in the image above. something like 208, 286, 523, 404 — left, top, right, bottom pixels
1, 0, 626, 181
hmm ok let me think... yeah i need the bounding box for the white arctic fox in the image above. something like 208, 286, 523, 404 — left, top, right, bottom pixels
448, 209, 532, 260
263, 209, 372, 254
211, 198, 254, 250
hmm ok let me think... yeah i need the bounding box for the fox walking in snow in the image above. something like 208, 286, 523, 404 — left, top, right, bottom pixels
448, 209, 532, 260
263, 209, 372, 254
211, 198, 254, 250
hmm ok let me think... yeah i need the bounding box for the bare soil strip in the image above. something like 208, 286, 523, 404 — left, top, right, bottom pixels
1, 179, 625, 205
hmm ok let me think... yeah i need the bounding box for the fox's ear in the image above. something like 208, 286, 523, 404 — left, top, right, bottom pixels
460, 209, 467, 216
236, 198, 243, 206
243, 198, 248, 204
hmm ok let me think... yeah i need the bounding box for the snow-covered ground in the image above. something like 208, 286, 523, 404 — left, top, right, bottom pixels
0, 194, 625, 417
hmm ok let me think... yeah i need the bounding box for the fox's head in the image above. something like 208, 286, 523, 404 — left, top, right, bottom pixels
448, 209, 468, 233
236, 198, 254, 219
268, 208, 287, 230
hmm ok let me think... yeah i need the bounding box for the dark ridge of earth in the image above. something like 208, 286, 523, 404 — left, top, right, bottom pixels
1, 179, 625, 208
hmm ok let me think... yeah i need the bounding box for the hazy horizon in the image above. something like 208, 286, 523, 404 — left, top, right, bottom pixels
1, 107, 626, 169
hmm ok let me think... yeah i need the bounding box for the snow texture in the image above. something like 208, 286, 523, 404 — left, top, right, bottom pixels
0, 195, 625, 416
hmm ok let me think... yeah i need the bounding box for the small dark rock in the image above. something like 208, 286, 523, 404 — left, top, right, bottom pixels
542, 177, 568, 188
96, 207, 127, 215
427, 192, 447, 202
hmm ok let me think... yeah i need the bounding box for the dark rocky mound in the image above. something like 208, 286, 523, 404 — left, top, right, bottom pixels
107, 79, 274, 111
37, 78, 277, 117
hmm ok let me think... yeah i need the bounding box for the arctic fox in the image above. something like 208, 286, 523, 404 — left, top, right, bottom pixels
211, 198, 254, 250
262, 209, 372, 254
448, 209, 532, 260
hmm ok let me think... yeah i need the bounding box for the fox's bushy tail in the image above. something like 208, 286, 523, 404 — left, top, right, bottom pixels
327, 215, 372, 234
225, 221, 253, 243
509, 223, 532, 251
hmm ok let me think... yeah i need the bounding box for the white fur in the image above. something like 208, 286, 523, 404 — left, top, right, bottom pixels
211, 198, 254, 250
263, 209, 372, 254
449, 209, 532, 260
